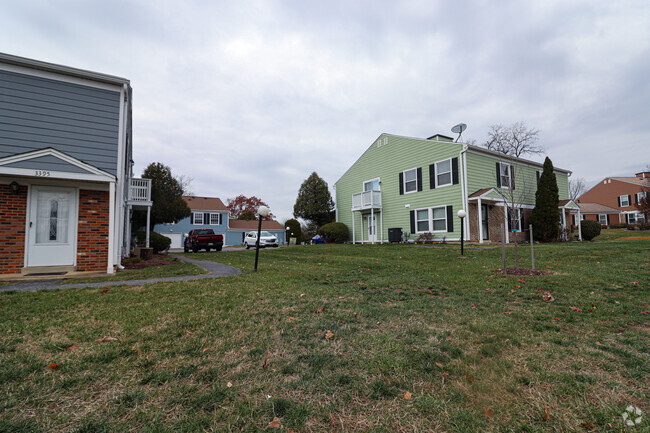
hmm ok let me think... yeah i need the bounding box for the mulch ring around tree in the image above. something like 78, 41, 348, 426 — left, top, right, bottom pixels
498, 268, 552, 276
122, 255, 179, 270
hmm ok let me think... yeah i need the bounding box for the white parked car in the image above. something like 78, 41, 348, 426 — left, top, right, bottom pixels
244, 231, 278, 249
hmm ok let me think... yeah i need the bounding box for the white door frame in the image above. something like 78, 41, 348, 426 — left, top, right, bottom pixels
25, 185, 78, 267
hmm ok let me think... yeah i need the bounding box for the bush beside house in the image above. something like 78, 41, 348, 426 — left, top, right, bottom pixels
581, 220, 601, 241
318, 222, 349, 243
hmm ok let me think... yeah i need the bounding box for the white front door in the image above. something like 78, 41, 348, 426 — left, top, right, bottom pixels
27, 186, 77, 267
365, 214, 377, 243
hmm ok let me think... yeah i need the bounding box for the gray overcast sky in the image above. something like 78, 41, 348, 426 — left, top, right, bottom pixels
2, 0, 649, 222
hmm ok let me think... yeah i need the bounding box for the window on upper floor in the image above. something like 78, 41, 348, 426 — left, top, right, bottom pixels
636, 192, 647, 204
403, 168, 418, 193
192, 212, 203, 225
435, 159, 452, 187
619, 195, 630, 207
499, 163, 514, 189
209, 213, 221, 225
364, 178, 380, 191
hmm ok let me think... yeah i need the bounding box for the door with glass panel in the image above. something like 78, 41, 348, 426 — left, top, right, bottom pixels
27, 186, 77, 267
364, 214, 377, 243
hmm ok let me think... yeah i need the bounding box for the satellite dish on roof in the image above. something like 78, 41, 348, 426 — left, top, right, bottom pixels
451, 123, 467, 142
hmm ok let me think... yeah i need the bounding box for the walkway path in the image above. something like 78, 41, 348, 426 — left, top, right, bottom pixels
0, 255, 241, 293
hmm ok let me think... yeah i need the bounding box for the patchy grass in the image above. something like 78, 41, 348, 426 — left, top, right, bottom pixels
1, 240, 648, 432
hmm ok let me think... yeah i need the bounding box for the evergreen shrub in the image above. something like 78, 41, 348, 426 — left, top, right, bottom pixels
581, 220, 601, 241
317, 222, 349, 243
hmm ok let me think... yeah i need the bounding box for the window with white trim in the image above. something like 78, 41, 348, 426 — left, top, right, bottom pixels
619, 195, 630, 207
192, 212, 203, 225
507, 208, 522, 231
637, 192, 647, 203
364, 178, 380, 191
415, 206, 447, 233
598, 214, 607, 225
416, 209, 429, 232
435, 158, 452, 187
627, 213, 638, 224
403, 168, 418, 193
500, 164, 513, 189
209, 213, 221, 225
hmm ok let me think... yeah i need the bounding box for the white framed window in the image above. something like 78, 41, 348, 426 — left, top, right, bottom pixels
619, 195, 630, 207
507, 208, 522, 231
403, 168, 418, 193
415, 206, 447, 233
192, 212, 203, 225
363, 178, 381, 191
416, 209, 429, 232
598, 214, 607, 225
637, 192, 647, 203
435, 158, 452, 187
500, 164, 513, 189
209, 213, 221, 225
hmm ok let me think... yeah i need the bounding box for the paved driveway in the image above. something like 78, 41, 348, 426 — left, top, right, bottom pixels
0, 255, 241, 293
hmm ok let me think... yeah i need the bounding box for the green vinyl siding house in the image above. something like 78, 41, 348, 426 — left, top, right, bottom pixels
335, 133, 580, 244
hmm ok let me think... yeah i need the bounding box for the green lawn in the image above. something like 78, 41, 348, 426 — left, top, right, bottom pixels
1, 240, 648, 432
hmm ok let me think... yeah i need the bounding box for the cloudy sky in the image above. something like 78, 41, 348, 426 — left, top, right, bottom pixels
2, 0, 649, 222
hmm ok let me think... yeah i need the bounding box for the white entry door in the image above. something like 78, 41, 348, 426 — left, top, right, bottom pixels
365, 214, 377, 243
27, 186, 77, 267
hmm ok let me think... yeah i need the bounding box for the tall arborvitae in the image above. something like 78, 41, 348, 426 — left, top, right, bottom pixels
530, 157, 560, 241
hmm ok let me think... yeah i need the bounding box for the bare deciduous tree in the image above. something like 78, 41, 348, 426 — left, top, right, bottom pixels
484, 122, 543, 158
176, 174, 194, 196
569, 177, 587, 201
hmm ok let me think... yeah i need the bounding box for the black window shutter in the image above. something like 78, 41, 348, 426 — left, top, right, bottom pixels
635, 194, 639, 205
429, 164, 436, 189
204, 212, 209, 224
607, 215, 611, 225
617, 196, 621, 207
410, 210, 415, 234
452, 157, 459, 185
496, 163, 501, 187
625, 214, 629, 224
446, 205, 454, 232
399, 172, 404, 195
417, 168, 423, 192
190, 213, 194, 224
510, 165, 516, 190
627, 195, 631, 206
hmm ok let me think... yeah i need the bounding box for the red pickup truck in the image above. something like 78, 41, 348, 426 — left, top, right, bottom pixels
184, 229, 223, 253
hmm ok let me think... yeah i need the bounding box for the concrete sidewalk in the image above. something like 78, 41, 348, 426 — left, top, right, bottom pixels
0, 255, 241, 293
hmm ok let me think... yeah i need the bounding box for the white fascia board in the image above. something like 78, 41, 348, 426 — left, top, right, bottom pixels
0, 166, 114, 182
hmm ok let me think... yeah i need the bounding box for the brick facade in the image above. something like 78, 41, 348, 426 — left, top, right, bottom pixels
76, 189, 110, 272
0, 184, 28, 274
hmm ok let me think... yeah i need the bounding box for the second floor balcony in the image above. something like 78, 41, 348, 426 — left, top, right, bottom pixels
352, 190, 382, 211
127, 178, 152, 207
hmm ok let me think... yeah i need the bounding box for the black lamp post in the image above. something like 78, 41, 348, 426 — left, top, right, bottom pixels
254, 205, 269, 272
457, 209, 466, 256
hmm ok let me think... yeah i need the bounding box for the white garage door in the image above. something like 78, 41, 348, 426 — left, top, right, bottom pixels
161, 233, 183, 249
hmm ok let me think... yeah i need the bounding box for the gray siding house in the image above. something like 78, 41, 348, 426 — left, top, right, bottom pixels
0, 53, 150, 275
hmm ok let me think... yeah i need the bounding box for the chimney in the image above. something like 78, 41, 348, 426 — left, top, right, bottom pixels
636, 172, 650, 179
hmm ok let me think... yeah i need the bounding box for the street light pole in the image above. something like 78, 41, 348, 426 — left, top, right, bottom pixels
254, 205, 269, 272
457, 209, 466, 257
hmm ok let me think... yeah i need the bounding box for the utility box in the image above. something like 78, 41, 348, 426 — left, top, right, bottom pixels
388, 227, 402, 243
134, 247, 153, 260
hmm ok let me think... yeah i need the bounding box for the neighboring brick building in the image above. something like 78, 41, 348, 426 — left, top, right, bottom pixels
577, 172, 649, 225
0, 53, 151, 275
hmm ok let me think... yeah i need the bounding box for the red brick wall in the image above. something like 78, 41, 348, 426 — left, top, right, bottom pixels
0, 184, 28, 274
77, 189, 110, 272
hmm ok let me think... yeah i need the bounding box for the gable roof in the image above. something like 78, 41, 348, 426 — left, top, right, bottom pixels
183, 196, 228, 211
229, 220, 284, 230
609, 177, 650, 187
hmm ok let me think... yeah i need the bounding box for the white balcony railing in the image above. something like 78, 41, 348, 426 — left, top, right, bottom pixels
128, 178, 151, 204
352, 190, 381, 211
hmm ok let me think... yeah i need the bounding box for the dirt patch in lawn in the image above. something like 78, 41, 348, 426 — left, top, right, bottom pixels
122, 255, 179, 270
616, 236, 650, 240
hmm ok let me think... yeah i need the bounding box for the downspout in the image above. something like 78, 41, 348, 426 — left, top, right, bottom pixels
460, 144, 469, 240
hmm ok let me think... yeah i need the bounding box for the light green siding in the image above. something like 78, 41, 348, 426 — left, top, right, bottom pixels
335, 134, 464, 241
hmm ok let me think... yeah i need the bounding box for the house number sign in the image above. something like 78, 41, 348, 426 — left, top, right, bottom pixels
35, 170, 51, 177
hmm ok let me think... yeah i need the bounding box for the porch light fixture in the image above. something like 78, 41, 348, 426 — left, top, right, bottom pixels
254, 205, 270, 272
10, 181, 20, 195
457, 209, 467, 256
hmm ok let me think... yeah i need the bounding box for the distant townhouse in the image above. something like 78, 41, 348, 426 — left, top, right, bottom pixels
0, 53, 151, 275
335, 133, 578, 243
577, 172, 649, 225
154, 196, 285, 247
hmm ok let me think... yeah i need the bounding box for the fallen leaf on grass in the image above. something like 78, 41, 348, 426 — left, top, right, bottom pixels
325, 330, 334, 339
404, 391, 412, 400
49, 363, 59, 370
132, 345, 142, 355
300, 293, 306, 297
553, 317, 561, 321
268, 417, 281, 428
202, 347, 208, 353
570, 306, 582, 312
184, 329, 193, 336
511, 289, 517, 294
630, 281, 639, 285
518, 279, 527, 283
581, 422, 594, 430
595, 341, 602, 346
542, 292, 555, 302
338, 296, 345, 299
226, 381, 233, 388
262, 351, 269, 369
543, 405, 551, 420
100, 289, 109, 294
95, 336, 118, 343
641, 310, 650, 315
465, 373, 474, 383
65, 344, 78, 351
435, 362, 444, 369
287, 317, 295, 322
316, 306, 327, 314
483, 407, 494, 418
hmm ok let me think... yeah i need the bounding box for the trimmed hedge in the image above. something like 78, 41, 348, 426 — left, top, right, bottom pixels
581, 220, 601, 241
317, 222, 349, 244
136, 231, 171, 253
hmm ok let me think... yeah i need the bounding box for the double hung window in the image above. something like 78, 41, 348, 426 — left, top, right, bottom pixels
619, 195, 630, 207
192, 212, 203, 225
500, 164, 513, 189
403, 169, 418, 193
210, 213, 221, 225
435, 159, 452, 187
598, 214, 607, 225
415, 206, 447, 233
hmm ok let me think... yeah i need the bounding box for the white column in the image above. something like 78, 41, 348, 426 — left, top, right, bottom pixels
561, 209, 566, 240
125, 205, 132, 256
146, 206, 151, 248
352, 211, 355, 244
504, 206, 510, 244
370, 209, 374, 244
380, 210, 383, 244
577, 210, 582, 241
107, 181, 116, 274
478, 199, 483, 244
